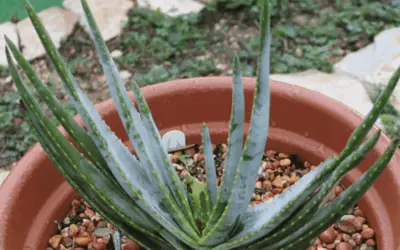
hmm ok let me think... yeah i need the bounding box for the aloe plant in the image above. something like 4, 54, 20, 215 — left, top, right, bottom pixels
5, 0, 400, 249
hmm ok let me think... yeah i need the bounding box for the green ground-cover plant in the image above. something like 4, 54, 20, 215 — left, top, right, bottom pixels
5, 0, 400, 249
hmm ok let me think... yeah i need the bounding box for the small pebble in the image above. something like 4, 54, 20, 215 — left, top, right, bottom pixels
353, 207, 364, 217
61, 236, 73, 247
366, 239, 375, 246
336, 242, 352, 250
84, 208, 95, 218
48, 235, 62, 249
184, 147, 196, 155
180, 169, 190, 177
110, 50, 123, 58
70, 224, 79, 237
63, 216, 71, 225
340, 215, 355, 221
319, 227, 336, 244
93, 241, 107, 249
280, 158, 291, 167
326, 243, 335, 249
263, 180, 272, 191
75, 236, 91, 246
361, 228, 374, 239
351, 217, 365, 231
337, 221, 358, 234
193, 153, 204, 162
352, 233, 362, 244
272, 176, 284, 188
348, 239, 357, 247
341, 233, 351, 242
278, 153, 288, 158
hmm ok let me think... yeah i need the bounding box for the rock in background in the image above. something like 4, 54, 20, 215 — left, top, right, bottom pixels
0, 22, 19, 66
63, 0, 134, 41
270, 70, 373, 117
334, 27, 400, 111
136, 0, 204, 17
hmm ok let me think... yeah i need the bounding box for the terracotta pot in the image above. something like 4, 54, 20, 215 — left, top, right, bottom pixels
0, 77, 399, 250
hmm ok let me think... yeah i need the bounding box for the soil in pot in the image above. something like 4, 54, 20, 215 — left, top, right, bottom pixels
46, 144, 377, 250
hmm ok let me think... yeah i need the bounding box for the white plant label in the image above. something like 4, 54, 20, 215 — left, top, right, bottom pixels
162, 130, 186, 152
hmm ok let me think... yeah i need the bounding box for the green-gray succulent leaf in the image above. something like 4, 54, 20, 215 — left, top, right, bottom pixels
186, 176, 212, 233
201, 1, 271, 245
5, 36, 110, 176
6, 49, 173, 249
318, 131, 381, 206
22, 0, 197, 245
202, 123, 218, 207
205, 53, 245, 234
131, 79, 197, 231
80, 0, 197, 237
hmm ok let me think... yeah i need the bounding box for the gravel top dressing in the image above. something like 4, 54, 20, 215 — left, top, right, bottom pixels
47, 144, 377, 250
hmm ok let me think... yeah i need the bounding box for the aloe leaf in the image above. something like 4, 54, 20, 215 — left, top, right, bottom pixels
131, 79, 198, 232
5, 36, 111, 177
79, 0, 157, 187
184, 176, 211, 228
214, 157, 336, 249
30, 122, 173, 250
202, 123, 218, 207
6, 49, 173, 249
318, 131, 381, 207
261, 138, 399, 250
204, 53, 245, 234
308, 66, 400, 186
158, 233, 193, 250
337, 66, 400, 162
22, 0, 198, 244
361, 79, 398, 116
200, 1, 271, 245
80, 0, 197, 237
242, 131, 380, 248
200, 190, 211, 221
30, 124, 171, 250
292, 239, 314, 250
